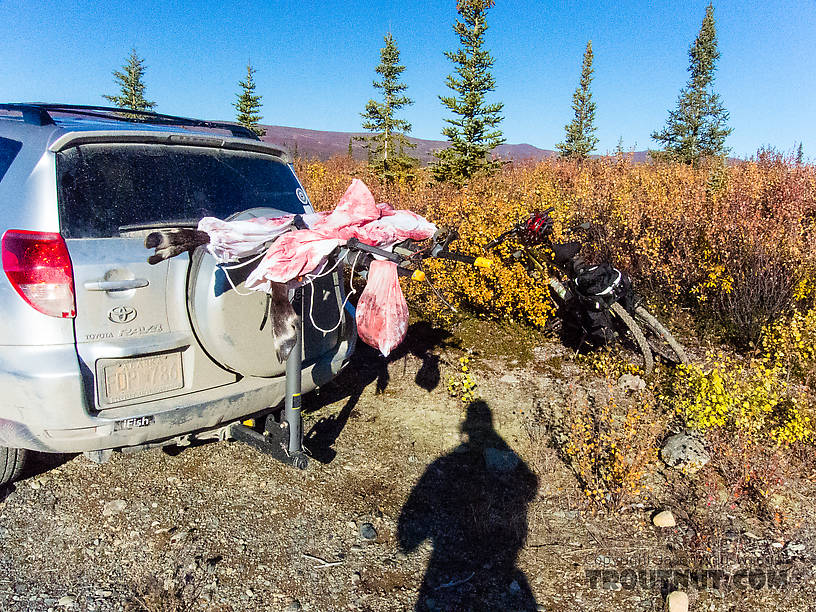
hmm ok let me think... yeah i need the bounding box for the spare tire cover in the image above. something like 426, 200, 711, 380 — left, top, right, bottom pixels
187, 208, 290, 377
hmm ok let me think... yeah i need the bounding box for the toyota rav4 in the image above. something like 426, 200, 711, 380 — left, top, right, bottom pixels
0, 103, 355, 483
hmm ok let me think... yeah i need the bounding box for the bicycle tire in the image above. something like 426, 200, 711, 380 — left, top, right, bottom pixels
634, 305, 690, 366
610, 301, 654, 375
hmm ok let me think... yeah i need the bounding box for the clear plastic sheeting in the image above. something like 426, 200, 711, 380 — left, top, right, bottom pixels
355, 260, 409, 357
196, 179, 437, 356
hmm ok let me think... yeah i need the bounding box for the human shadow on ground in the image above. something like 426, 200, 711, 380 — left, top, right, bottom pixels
302, 321, 453, 464
398, 400, 540, 611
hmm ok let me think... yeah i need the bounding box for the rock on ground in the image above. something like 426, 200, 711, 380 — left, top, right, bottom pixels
660, 433, 710, 473
652, 510, 677, 528
667, 590, 689, 612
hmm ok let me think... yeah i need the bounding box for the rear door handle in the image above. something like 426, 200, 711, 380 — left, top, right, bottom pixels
83, 279, 149, 291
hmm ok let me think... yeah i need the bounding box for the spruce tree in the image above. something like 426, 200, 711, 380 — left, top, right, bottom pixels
557, 41, 599, 159
614, 136, 625, 157
651, 3, 731, 165
359, 33, 416, 179
103, 49, 156, 112
796, 142, 804, 164
234, 64, 265, 137
433, 0, 505, 183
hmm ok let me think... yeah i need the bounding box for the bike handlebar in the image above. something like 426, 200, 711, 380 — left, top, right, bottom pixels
435, 250, 476, 264
345, 237, 403, 263
485, 228, 518, 250
345, 234, 491, 272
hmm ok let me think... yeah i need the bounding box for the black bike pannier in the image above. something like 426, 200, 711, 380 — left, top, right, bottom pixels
579, 308, 617, 345
568, 264, 637, 345
574, 263, 635, 311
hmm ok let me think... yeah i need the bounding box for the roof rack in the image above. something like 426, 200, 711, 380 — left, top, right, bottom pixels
0, 103, 260, 140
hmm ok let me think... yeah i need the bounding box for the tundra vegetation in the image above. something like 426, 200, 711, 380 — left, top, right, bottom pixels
298, 150, 816, 528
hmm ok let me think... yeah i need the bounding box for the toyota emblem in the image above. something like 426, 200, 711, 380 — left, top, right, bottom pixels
108, 306, 137, 324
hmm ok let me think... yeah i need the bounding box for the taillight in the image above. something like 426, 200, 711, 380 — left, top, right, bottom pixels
2, 230, 76, 318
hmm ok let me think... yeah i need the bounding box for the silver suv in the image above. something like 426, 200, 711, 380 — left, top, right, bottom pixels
0, 104, 355, 483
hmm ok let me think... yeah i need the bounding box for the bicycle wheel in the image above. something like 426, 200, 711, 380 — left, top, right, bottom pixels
610, 302, 654, 375
634, 305, 690, 366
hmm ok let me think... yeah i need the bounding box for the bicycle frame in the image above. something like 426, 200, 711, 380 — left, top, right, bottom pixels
509, 242, 573, 307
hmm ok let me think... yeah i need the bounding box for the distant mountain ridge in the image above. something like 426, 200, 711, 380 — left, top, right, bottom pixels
258, 124, 651, 164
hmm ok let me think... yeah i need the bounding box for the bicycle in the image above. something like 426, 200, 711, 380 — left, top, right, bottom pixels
485, 211, 689, 374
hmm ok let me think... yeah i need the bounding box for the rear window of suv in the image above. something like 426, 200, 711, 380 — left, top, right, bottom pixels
56, 143, 308, 238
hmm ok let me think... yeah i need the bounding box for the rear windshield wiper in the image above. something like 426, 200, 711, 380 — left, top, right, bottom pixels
118, 219, 200, 234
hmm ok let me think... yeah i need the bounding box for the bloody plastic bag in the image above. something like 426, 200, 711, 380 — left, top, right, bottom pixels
356, 260, 408, 357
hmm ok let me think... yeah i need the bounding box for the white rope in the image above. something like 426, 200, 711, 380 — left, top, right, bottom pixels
221, 251, 266, 269
307, 250, 360, 334
216, 235, 359, 334
218, 251, 269, 296
303, 250, 345, 282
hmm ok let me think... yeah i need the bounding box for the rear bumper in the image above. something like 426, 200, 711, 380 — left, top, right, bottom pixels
0, 337, 354, 453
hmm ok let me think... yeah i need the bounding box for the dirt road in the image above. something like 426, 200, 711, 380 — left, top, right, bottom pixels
0, 322, 813, 611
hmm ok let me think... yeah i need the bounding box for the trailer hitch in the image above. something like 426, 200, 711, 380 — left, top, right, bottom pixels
228, 287, 309, 470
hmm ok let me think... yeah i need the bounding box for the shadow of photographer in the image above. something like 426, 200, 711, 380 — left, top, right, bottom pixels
398, 400, 540, 611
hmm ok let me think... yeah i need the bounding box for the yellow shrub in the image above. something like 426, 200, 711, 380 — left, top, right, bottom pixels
563, 384, 662, 509
666, 353, 814, 445
402, 175, 559, 328
761, 307, 816, 378
297, 155, 816, 344
446, 356, 477, 403
576, 346, 644, 379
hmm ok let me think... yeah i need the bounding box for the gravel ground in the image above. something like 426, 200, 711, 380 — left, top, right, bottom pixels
1, 322, 815, 611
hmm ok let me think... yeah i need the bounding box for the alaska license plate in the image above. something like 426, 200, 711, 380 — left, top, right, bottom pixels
102, 353, 184, 404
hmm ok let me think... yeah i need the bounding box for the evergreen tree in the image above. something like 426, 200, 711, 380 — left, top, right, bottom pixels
234, 64, 265, 137
651, 3, 731, 165
433, 0, 505, 183
103, 48, 156, 112
796, 142, 804, 164
359, 33, 416, 179
557, 41, 599, 159
348, 137, 354, 159
614, 136, 625, 157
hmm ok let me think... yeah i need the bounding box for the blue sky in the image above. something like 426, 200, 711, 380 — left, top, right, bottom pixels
1, 1, 814, 158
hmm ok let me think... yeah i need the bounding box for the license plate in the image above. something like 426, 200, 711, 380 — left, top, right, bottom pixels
102, 353, 184, 404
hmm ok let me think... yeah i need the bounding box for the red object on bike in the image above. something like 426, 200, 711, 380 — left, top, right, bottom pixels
355, 259, 409, 357
522, 211, 554, 244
